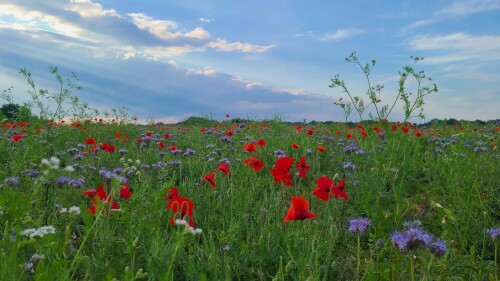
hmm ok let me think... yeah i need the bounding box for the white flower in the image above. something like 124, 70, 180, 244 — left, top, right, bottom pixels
60, 207, 68, 213
188, 227, 203, 235
68, 206, 81, 215
64, 165, 75, 172
21, 225, 56, 238
175, 219, 188, 226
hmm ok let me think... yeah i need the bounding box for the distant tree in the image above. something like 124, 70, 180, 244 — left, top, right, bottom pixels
1, 103, 21, 119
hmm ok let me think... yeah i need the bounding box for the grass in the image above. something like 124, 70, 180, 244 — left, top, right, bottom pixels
0, 118, 498, 280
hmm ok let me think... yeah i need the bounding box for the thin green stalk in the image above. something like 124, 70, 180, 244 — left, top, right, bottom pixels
357, 234, 361, 281
410, 255, 415, 281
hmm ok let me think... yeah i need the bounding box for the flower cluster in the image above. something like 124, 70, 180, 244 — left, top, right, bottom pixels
21, 225, 56, 238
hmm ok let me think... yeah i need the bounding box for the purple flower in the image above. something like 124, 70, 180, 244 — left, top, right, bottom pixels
274, 149, 286, 158
23, 169, 40, 178
68, 178, 85, 188
348, 217, 371, 235
219, 158, 230, 165
342, 161, 356, 171
305, 148, 312, 156
391, 221, 433, 252
487, 227, 500, 241
99, 168, 112, 180
56, 176, 70, 187
4, 176, 20, 186
184, 148, 196, 156
159, 152, 166, 157
140, 164, 150, 169
119, 149, 128, 155
429, 239, 447, 257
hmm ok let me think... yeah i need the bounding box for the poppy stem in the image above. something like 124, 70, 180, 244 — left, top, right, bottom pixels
356, 233, 361, 281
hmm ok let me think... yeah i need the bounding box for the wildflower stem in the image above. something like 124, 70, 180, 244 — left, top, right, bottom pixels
422, 255, 434, 281
410, 255, 415, 281
356, 233, 361, 281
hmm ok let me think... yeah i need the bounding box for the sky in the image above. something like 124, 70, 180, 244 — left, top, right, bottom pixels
0, 0, 499, 123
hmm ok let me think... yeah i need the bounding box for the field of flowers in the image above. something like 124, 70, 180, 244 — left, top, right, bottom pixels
0, 116, 498, 280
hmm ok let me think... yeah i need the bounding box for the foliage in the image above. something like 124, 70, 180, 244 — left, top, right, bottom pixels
330, 52, 438, 123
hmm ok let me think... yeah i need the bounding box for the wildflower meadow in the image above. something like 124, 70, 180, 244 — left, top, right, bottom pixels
0, 61, 499, 280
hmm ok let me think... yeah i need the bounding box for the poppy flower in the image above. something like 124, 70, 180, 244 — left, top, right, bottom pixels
401, 127, 409, 134
256, 138, 266, 147
282, 196, 316, 223
164, 187, 195, 225
414, 131, 422, 137
119, 183, 132, 199
270, 157, 295, 186
331, 178, 348, 201
307, 129, 314, 135
105, 145, 115, 153
204, 171, 216, 188
146, 131, 153, 137
335, 131, 341, 136
158, 142, 166, 149
244, 156, 264, 172
217, 163, 231, 176
84, 137, 96, 145
243, 142, 257, 153
317, 146, 326, 152
12, 134, 23, 142
291, 143, 300, 149
361, 131, 368, 137
164, 133, 170, 139
345, 133, 352, 139
312, 177, 348, 201
169, 145, 177, 151
225, 130, 234, 137
85, 185, 120, 215
294, 156, 310, 178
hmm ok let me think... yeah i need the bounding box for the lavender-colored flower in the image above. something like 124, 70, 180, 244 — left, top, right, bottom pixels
77, 143, 86, 149
305, 148, 312, 156
154, 161, 164, 169
140, 164, 150, 169
99, 168, 112, 180
113, 167, 124, 175
171, 149, 183, 154
274, 149, 286, 158
220, 136, 232, 143
391, 221, 433, 252
73, 154, 84, 160
342, 161, 356, 171
429, 239, 447, 257
5, 176, 20, 186
55, 176, 70, 187
348, 217, 371, 234
378, 131, 385, 139
24, 169, 40, 178
219, 158, 230, 165
434, 146, 444, 154
73, 164, 83, 170
68, 178, 85, 188
167, 160, 182, 166
66, 148, 79, 155
184, 148, 196, 156
487, 227, 500, 241
343, 144, 360, 154
159, 151, 166, 157
119, 149, 128, 155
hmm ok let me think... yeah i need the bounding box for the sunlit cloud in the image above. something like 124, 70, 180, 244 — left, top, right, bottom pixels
207, 39, 276, 53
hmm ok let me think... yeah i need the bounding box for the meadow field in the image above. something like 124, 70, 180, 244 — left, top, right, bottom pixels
0, 116, 498, 280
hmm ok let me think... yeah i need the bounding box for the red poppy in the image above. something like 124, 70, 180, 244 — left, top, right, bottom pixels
256, 138, 266, 147
106, 145, 115, 153
414, 131, 422, 137
391, 124, 398, 131
146, 131, 153, 137
317, 146, 326, 152
164, 133, 170, 139
169, 145, 177, 151
119, 183, 132, 199
401, 127, 409, 134
158, 142, 166, 149
270, 157, 295, 186
282, 196, 316, 223
312, 177, 348, 201
217, 163, 231, 176
204, 171, 216, 188
164, 187, 195, 226
226, 114, 230, 118
84, 137, 96, 145
335, 131, 341, 136
361, 131, 368, 137
307, 129, 313, 135
291, 143, 300, 149
345, 133, 352, 138
12, 134, 23, 142
294, 156, 310, 178
225, 130, 234, 137
244, 156, 264, 172
85, 185, 120, 215
243, 142, 257, 153
331, 178, 348, 201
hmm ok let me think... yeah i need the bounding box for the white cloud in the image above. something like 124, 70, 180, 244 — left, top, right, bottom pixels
317, 28, 365, 41
186, 66, 217, 76
199, 17, 212, 23
436, 0, 500, 17
185, 27, 210, 39
67, 0, 120, 18
207, 39, 275, 53
408, 33, 500, 63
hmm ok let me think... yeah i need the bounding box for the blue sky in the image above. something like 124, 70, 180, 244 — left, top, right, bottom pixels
0, 0, 499, 123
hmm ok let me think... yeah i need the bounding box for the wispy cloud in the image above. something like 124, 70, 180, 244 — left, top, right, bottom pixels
408, 33, 500, 63
198, 17, 212, 23
207, 39, 276, 53
295, 28, 366, 41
